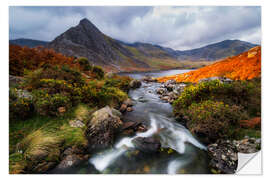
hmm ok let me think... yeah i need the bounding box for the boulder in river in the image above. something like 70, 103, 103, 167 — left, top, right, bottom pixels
132, 137, 161, 153
85, 106, 123, 151
129, 79, 142, 89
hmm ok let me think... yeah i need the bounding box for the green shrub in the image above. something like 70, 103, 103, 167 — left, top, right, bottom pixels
184, 100, 249, 141
9, 88, 34, 121
104, 75, 132, 92
92, 66, 104, 80
32, 90, 71, 116
173, 79, 261, 117
78, 57, 92, 71
24, 66, 85, 90
81, 82, 127, 108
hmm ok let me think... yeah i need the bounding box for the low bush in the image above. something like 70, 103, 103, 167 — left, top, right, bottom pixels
104, 75, 132, 92
81, 82, 127, 108
91, 66, 104, 80
32, 90, 72, 116
77, 57, 92, 71
173, 78, 261, 117
183, 100, 249, 141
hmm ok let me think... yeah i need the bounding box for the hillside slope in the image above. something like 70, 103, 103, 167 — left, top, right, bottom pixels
9, 38, 49, 48
157, 46, 261, 83
175, 40, 258, 61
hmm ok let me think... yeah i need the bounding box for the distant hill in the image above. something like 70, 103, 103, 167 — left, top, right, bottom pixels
157, 46, 261, 83
174, 40, 258, 61
9, 38, 48, 48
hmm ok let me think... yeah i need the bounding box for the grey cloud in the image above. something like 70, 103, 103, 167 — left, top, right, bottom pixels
9, 6, 261, 50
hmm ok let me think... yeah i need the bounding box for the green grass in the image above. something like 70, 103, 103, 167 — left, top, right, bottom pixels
9, 104, 91, 174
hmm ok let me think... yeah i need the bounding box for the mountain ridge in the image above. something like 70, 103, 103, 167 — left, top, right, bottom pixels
10, 18, 258, 71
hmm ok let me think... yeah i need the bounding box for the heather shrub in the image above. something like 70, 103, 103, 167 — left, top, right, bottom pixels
183, 100, 249, 141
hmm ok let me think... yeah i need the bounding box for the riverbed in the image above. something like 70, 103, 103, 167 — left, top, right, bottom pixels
51, 69, 210, 174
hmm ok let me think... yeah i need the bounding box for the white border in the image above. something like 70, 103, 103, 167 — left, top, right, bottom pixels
1, 0, 270, 179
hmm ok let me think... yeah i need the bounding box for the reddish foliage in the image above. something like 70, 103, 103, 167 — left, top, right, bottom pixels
157, 46, 261, 83
9, 45, 77, 76
240, 117, 261, 129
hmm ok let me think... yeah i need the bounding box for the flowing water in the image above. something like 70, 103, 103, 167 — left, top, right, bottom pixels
52, 69, 211, 174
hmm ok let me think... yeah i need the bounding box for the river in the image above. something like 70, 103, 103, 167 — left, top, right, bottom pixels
53, 69, 210, 174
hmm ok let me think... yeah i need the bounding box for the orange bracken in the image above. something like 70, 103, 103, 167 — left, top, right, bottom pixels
157, 46, 261, 83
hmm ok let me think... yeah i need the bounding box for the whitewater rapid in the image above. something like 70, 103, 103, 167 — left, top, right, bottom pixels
89, 112, 206, 173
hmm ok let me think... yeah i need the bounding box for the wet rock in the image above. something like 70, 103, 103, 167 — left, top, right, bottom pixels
121, 121, 142, 131
129, 79, 142, 89
132, 137, 161, 153
208, 140, 238, 174
164, 79, 176, 87
127, 107, 133, 112
123, 98, 133, 107
138, 96, 148, 103
161, 96, 170, 102
156, 88, 166, 95
119, 104, 127, 113
85, 106, 123, 151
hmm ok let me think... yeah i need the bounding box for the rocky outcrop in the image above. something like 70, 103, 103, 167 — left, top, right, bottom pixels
84, 106, 123, 151
54, 146, 89, 172
120, 121, 147, 136
47, 18, 149, 71
119, 98, 134, 113
157, 80, 186, 103
132, 137, 161, 153
207, 140, 238, 174
207, 137, 261, 174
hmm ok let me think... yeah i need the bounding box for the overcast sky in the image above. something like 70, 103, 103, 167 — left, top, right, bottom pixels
9, 6, 261, 50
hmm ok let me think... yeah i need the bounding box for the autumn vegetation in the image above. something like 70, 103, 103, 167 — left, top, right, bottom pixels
157, 46, 261, 83
9, 45, 132, 173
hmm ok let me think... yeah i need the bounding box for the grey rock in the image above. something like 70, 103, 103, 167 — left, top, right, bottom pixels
84, 106, 123, 150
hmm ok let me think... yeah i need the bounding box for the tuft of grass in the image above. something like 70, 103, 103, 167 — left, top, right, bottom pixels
9, 104, 92, 174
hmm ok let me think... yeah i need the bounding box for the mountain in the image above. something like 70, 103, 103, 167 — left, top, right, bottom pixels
157, 46, 261, 83
9, 38, 48, 48
174, 40, 258, 61
11, 18, 258, 72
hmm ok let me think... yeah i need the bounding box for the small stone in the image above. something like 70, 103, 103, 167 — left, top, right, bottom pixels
119, 104, 127, 113
58, 107, 66, 113
127, 107, 133, 112
221, 155, 226, 160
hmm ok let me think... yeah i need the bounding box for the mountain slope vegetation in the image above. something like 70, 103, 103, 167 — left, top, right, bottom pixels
157, 46, 261, 83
